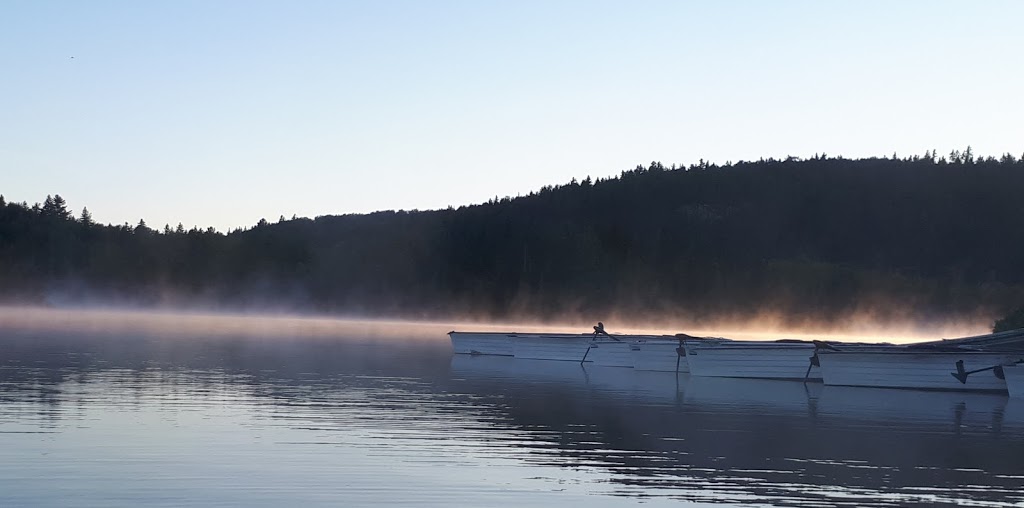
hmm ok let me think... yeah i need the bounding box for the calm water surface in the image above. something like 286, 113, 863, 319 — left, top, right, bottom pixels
1, 320, 1023, 507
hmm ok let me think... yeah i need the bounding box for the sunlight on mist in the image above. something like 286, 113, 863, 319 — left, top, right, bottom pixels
0, 305, 992, 344
0, 306, 449, 341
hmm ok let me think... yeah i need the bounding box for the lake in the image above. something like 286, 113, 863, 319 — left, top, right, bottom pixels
1, 311, 1022, 507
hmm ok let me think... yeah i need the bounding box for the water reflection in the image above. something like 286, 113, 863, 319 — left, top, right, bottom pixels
1, 331, 1022, 507
451, 355, 1024, 507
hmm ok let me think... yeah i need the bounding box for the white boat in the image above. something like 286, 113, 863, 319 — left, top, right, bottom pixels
997, 363, 1024, 398
450, 325, 676, 366
683, 340, 821, 380
448, 331, 515, 356
817, 347, 1024, 392
511, 333, 665, 365
449, 330, 636, 364
630, 337, 689, 373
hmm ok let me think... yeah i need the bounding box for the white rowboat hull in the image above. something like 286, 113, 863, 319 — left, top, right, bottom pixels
510, 334, 596, 362
817, 350, 1022, 392
684, 342, 819, 380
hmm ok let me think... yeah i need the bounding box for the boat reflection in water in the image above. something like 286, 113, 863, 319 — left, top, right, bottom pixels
451, 355, 1024, 507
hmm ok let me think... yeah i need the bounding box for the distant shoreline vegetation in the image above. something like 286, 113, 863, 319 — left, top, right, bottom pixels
3, 150, 1024, 332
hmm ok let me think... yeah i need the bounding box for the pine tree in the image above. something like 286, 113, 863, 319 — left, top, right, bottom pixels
994, 306, 1024, 333
79, 207, 94, 225
53, 195, 69, 218
41, 194, 71, 219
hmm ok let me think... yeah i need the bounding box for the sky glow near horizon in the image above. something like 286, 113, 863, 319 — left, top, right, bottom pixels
2, 1, 1023, 232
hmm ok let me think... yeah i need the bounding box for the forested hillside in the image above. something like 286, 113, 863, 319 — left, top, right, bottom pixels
3, 151, 1024, 328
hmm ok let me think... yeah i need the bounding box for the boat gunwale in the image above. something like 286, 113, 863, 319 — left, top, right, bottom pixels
684, 343, 818, 351
817, 349, 1024, 357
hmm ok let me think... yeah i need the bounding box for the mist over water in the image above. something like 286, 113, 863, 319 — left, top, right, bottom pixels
1, 307, 1021, 507
0, 305, 991, 345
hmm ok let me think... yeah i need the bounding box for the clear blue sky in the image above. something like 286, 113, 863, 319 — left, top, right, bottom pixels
2, 1, 1022, 232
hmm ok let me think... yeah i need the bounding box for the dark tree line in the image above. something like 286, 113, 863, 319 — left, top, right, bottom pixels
3, 151, 1024, 329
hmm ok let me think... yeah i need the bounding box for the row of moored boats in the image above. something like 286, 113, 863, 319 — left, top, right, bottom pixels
449, 325, 1024, 397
